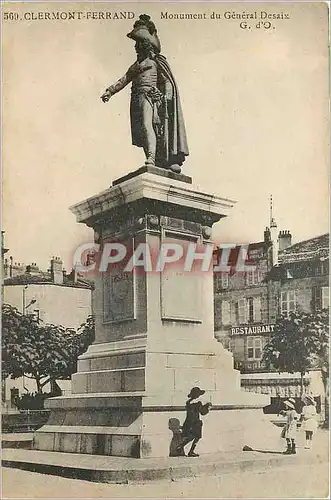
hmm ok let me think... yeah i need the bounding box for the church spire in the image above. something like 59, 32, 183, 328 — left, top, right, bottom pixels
269, 195, 278, 265
270, 194, 277, 228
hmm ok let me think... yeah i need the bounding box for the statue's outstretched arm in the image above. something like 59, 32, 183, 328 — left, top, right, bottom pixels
101, 66, 135, 103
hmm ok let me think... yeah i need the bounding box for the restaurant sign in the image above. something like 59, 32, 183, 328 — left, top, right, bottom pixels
231, 324, 275, 335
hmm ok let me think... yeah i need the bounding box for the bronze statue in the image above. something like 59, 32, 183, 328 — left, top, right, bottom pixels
101, 14, 189, 173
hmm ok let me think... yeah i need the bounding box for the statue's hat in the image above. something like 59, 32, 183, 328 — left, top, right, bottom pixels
127, 14, 161, 53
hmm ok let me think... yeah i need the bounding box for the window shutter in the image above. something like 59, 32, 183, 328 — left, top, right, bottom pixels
312, 287, 322, 311
247, 298, 251, 322
247, 337, 254, 359
254, 338, 262, 359
253, 297, 262, 322
232, 302, 238, 324
322, 287, 329, 309
221, 301, 231, 325
280, 291, 287, 315
238, 298, 247, 324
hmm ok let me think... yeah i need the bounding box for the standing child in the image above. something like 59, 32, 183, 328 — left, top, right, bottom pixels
301, 395, 318, 449
281, 400, 299, 454
176, 387, 212, 457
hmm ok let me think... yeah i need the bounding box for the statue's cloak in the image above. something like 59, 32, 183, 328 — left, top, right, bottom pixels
155, 55, 189, 167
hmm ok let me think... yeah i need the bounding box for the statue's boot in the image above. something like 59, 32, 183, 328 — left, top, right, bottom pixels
169, 164, 182, 173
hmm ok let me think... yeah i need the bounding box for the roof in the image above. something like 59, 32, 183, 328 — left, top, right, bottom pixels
248, 241, 265, 250
4, 274, 51, 285
4, 272, 93, 289
279, 233, 329, 264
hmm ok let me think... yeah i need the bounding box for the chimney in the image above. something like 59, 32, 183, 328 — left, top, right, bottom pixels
278, 230, 292, 251
26, 262, 40, 275
72, 266, 78, 284
50, 257, 63, 284
10, 260, 25, 277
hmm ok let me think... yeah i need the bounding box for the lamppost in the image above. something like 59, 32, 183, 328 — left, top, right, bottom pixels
22, 285, 28, 314
22, 286, 36, 315
22, 286, 37, 393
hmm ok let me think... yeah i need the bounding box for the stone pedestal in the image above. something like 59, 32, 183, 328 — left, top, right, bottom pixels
34, 167, 279, 458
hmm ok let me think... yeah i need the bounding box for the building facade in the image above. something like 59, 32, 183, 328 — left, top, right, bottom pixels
214, 238, 271, 372
4, 260, 92, 329
2, 254, 93, 408
268, 233, 329, 320
214, 223, 293, 372
214, 223, 329, 410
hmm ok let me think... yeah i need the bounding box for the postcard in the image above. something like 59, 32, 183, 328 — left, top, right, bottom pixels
1, 2, 329, 498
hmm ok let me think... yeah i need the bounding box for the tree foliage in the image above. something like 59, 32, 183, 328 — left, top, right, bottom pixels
263, 309, 329, 396
2, 303, 95, 393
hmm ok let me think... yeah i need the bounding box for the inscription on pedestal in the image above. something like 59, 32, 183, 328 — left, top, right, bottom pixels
103, 239, 135, 323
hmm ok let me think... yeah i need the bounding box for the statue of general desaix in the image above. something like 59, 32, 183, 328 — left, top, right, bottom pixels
101, 14, 189, 173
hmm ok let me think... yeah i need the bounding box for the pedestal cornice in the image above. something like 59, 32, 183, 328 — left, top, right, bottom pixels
69, 173, 236, 227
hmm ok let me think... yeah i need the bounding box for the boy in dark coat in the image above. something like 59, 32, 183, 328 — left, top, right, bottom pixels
176, 387, 212, 457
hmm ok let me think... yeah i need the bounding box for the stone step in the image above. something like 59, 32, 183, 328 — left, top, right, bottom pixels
2, 444, 328, 484
2, 433, 34, 449
72, 367, 145, 394
45, 392, 144, 409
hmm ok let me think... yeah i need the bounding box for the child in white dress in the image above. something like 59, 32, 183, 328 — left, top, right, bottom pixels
301, 395, 318, 449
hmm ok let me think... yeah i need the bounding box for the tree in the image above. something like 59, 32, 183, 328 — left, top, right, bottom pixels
2, 303, 95, 394
263, 309, 329, 424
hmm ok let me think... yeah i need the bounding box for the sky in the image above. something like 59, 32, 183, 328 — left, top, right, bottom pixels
2, 1, 329, 272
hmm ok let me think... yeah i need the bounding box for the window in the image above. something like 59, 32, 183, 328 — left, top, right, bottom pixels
315, 261, 329, 276
247, 337, 262, 360
322, 287, 329, 309
236, 297, 262, 324
321, 261, 329, 275
246, 268, 266, 285
313, 286, 329, 311
258, 270, 267, 283
221, 273, 229, 288
216, 272, 229, 290
217, 273, 229, 290
246, 269, 258, 286
237, 298, 247, 324
224, 339, 235, 352
280, 291, 296, 315
228, 339, 235, 352
253, 296, 262, 322
221, 301, 231, 325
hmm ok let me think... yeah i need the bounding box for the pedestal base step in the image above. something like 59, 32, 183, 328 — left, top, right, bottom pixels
2, 433, 34, 449
2, 441, 328, 484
